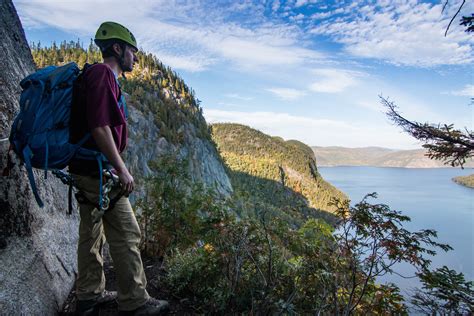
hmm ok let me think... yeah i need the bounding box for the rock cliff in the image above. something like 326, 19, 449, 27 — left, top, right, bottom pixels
0, 1, 232, 314
0, 1, 79, 314
125, 109, 232, 204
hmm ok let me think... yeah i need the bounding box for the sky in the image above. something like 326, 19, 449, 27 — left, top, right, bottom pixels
14, 0, 473, 149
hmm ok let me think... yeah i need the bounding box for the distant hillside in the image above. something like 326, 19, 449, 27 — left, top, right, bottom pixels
312, 146, 474, 168
453, 174, 474, 188
211, 123, 347, 225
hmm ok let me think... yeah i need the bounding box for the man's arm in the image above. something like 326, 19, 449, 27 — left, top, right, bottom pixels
91, 125, 134, 194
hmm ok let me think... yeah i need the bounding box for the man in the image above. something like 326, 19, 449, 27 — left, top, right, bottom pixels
69, 21, 169, 316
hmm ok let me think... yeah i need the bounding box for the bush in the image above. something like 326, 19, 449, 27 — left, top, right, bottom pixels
136, 153, 230, 257
138, 155, 463, 314
165, 215, 296, 314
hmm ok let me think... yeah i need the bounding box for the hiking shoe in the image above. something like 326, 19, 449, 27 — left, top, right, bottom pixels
118, 297, 170, 316
94, 290, 117, 304
75, 290, 117, 316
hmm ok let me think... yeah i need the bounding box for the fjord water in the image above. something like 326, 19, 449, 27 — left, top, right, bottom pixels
319, 166, 473, 294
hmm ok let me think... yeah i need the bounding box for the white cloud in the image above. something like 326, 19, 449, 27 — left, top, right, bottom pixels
310, 0, 474, 67
15, 0, 136, 34
444, 84, 474, 97
217, 102, 240, 107
295, 0, 309, 7
295, 0, 319, 8
224, 93, 254, 101
309, 68, 363, 93
153, 51, 216, 72
290, 13, 306, 21
357, 100, 382, 112
14, 0, 325, 72
311, 11, 332, 20
272, 0, 280, 12
212, 34, 322, 68
266, 88, 307, 100
15, 0, 472, 70
204, 109, 420, 149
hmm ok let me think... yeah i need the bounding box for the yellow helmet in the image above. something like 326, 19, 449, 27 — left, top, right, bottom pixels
94, 21, 137, 50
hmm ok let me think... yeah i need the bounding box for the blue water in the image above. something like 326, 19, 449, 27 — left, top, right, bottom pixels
319, 167, 473, 294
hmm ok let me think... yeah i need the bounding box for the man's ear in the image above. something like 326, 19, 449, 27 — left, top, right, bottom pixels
112, 43, 123, 55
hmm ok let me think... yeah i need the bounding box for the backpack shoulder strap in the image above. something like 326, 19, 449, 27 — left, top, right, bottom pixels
114, 75, 128, 119
23, 145, 44, 207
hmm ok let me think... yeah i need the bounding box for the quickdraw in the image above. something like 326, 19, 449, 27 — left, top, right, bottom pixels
52, 169, 122, 221
91, 170, 121, 223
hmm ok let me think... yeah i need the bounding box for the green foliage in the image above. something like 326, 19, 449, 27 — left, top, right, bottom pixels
140, 155, 456, 314
460, 14, 474, 33
166, 217, 296, 314
453, 174, 474, 188
163, 192, 425, 314
210, 123, 347, 216
136, 153, 229, 256
412, 266, 474, 314
382, 96, 474, 168
31, 39, 102, 68
228, 169, 337, 228
30, 40, 209, 144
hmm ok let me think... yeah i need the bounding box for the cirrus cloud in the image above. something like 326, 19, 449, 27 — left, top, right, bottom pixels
266, 87, 308, 100
14, 0, 326, 72
444, 84, 474, 97
309, 68, 364, 93
310, 0, 473, 67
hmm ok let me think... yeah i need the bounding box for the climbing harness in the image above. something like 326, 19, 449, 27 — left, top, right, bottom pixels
52, 169, 123, 221
89, 169, 123, 223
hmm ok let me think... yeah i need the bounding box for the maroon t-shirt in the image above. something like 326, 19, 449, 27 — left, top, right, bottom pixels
69, 64, 127, 175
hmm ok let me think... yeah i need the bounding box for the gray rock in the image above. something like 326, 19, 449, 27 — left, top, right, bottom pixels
0, 1, 78, 314
125, 98, 232, 206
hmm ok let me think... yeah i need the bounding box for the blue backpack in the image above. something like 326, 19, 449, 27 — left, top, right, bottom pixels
9, 62, 110, 208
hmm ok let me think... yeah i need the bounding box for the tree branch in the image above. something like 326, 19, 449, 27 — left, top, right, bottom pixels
381, 96, 474, 168
444, 0, 466, 36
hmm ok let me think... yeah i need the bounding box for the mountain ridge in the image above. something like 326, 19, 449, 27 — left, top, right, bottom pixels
312, 146, 474, 168
211, 123, 347, 223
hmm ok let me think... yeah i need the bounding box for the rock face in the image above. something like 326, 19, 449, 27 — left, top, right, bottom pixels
0, 1, 232, 314
0, 1, 79, 314
125, 108, 232, 205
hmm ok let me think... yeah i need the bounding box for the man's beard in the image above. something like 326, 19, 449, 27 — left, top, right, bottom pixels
121, 62, 133, 73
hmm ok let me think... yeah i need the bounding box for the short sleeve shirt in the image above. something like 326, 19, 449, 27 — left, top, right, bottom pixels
69, 64, 128, 174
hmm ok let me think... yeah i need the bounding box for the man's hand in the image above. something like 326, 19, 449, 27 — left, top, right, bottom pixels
91, 126, 134, 195
116, 167, 134, 195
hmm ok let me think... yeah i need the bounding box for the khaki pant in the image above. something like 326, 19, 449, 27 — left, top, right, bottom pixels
72, 174, 149, 311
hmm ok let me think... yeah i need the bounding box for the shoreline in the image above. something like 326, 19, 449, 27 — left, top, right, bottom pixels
452, 174, 474, 188
319, 165, 474, 170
